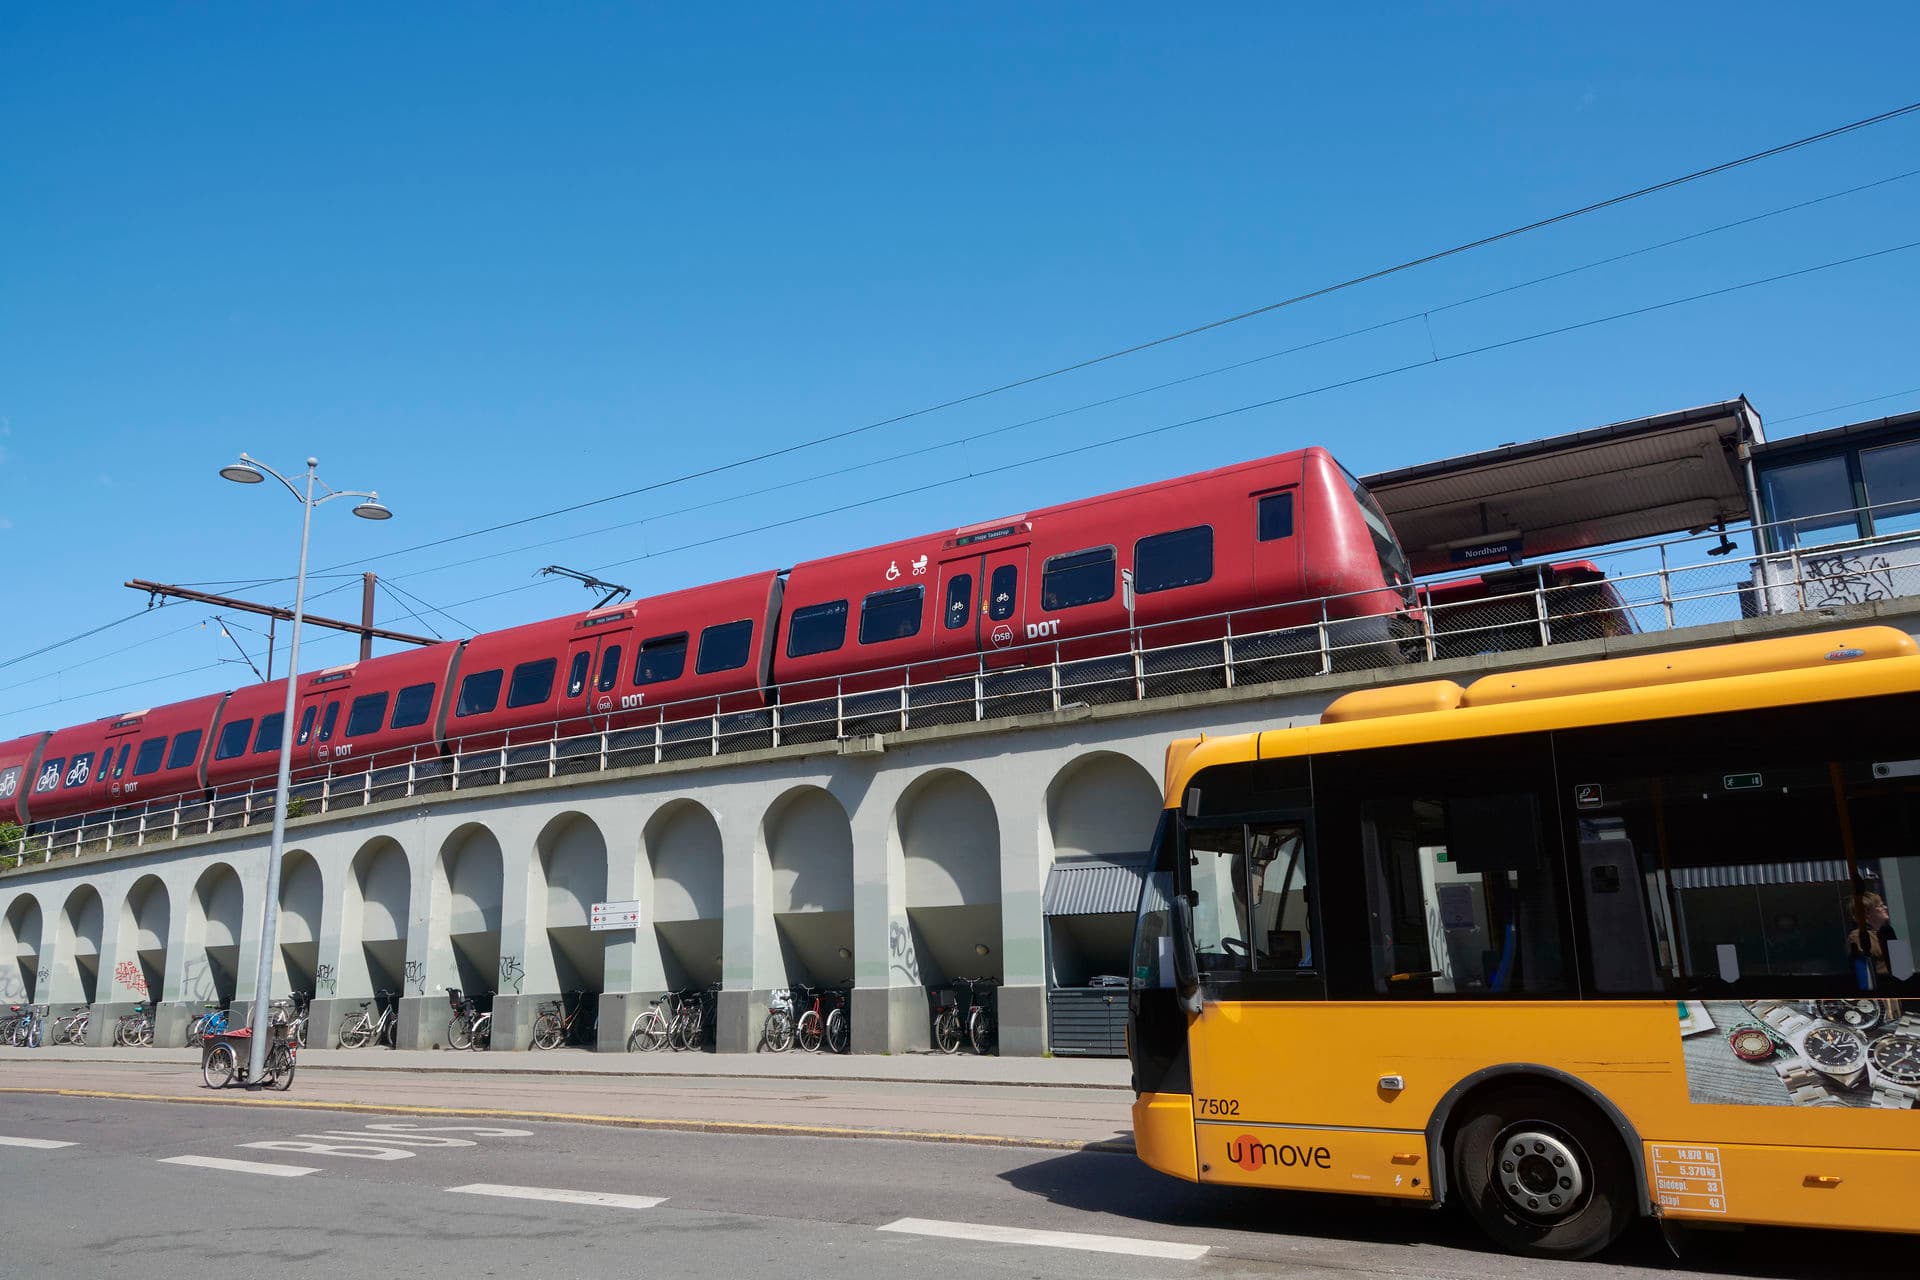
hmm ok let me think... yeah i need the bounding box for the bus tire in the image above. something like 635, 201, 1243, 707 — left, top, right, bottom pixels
1448, 1083, 1632, 1261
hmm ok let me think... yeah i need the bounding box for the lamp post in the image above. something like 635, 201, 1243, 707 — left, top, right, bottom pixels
220, 453, 392, 1084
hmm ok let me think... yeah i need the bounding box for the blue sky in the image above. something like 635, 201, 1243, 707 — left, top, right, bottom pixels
2, 4, 1918, 739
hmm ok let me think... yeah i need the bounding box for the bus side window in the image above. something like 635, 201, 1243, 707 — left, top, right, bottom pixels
1186, 824, 1250, 972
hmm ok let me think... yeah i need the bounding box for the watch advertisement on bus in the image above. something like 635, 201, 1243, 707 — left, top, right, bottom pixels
1680, 999, 1920, 1109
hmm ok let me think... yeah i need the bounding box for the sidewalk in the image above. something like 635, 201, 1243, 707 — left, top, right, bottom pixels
0, 1046, 1136, 1150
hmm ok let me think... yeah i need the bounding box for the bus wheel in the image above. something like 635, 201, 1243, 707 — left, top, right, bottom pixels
1449, 1084, 1632, 1260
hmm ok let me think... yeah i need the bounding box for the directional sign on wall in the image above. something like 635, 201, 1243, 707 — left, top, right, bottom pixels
590, 900, 641, 931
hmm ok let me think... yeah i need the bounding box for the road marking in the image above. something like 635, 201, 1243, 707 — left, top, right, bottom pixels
878, 1217, 1208, 1261
0, 1136, 76, 1150
447, 1183, 666, 1210
158, 1154, 318, 1178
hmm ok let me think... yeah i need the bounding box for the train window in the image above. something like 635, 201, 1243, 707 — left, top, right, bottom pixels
787, 601, 849, 658
317, 701, 342, 744
166, 730, 204, 770
215, 719, 254, 761
566, 652, 591, 698
346, 693, 390, 738
390, 683, 435, 730
113, 742, 132, 778
506, 658, 558, 709
456, 669, 504, 717
860, 586, 924, 644
988, 565, 1019, 621
1042, 546, 1116, 611
253, 713, 285, 753
636, 634, 689, 685
296, 705, 318, 746
944, 575, 973, 630
62, 752, 95, 788
133, 736, 169, 777
597, 645, 623, 694
1134, 526, 1214, 594
34, 758, 63, 793
1258, 491, 1294, 542
696, 620, 754, 675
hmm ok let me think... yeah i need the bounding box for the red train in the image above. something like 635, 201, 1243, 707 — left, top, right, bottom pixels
0, 446, 1418, 829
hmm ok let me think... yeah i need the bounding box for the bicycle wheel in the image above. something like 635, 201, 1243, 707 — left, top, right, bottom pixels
292, 1015, 308, 1049
825, 1007, 850, 1055
272, 1050, 296, 1091
473, 1016, 492, 1049
380, 1015, 397, 1048
933, 1007, 962, 1054
795, 1009, 823, 1053
339, 1014, 373, 1049
201, 1043, 236, 1089
968, 1006, 995, 1056
532, 1012, 563, 1050
137, 1018, 155, 1048
638, 1012, 669, 1052
762, 1008, 795, 1053
448, 1015, 473, 1051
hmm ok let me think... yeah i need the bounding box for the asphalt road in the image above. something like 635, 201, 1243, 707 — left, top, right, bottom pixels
0, 1094, 1908, 1279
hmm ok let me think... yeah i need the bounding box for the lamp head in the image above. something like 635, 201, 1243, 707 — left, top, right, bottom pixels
352, 495, 394, 521
220, 454, 265, 485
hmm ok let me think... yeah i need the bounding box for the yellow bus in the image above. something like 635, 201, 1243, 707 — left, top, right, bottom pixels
1128, 625, 1920, 1259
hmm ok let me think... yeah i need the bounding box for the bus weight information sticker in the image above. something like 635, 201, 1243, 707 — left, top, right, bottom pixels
1650, 1145, 1728, 1215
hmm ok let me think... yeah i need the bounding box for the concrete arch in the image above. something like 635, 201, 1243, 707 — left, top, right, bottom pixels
530, 811, 609, 1000
114, 875, 169, 1005
645, 799, 722, 989
758, 785, 854, 986
1043, 751, 1162, 988
339, 836, 412, 1003
1, 893, 43, 1004
186, 863, 245, 1007
50, 884, 104, 1006
893, 768, 1002, 986
430, 822, 505, 1001
277, 850, 323, 999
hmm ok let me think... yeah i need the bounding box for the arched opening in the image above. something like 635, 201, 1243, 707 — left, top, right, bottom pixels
532, 813, 608, 1036
645, 801, 722, 990
895, 770, 1002, 990
54, 885, 105, 1005
2, 895, 43, 1004
116, 876, 169, 1006
1044, 752, 1161, 987
342, 837, 411, 1006
761, 787, 854, 987
187, 864, 245, 1008
431, 824, 504, 1005
278, 851, 323, 1001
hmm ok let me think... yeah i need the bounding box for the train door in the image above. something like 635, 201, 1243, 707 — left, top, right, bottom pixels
979, 545, 1031, 668
557, 636, 599, 729
1250, 483, 1303, 605
97, 719, 142, 807
295, 683, 345, 771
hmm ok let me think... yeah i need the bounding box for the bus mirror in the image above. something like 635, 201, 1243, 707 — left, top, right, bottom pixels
1171, 894, 1201, 1005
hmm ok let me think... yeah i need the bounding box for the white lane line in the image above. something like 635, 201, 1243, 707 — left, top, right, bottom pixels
447, 1184, 666, 1210
158, 1155, 318, 1178
0, 1136, 77, 1150
878, 1217, 1209, 1261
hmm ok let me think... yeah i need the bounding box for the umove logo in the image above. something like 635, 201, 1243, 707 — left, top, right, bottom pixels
1227, 1136, 1332, 1172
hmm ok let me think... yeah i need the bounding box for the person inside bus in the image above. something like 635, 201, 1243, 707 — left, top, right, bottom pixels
1848, 891, 1896, 986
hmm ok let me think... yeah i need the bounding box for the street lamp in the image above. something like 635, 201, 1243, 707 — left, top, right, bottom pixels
220, 452, 392, 1085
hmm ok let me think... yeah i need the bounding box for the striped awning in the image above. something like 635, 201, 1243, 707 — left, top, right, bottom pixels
1044, 856, 1149, 917
1670, 859, 1849, 890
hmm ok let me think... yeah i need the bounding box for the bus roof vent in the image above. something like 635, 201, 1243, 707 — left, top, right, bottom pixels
1460, 627, 1919, 708
1320, 680, 1464, 724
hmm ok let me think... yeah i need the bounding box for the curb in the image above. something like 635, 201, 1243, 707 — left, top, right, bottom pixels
0, 1085, 1137, 1155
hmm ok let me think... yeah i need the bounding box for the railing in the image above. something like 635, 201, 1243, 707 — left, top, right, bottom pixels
8, 501, 1920, 867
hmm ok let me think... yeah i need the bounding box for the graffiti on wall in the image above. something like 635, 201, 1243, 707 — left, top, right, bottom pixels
403, 960, 427, 996
1804, 552, 1898, 608
314, 963, 337, 997
0, 966, 35, 1003
887, 921, 920, 984
114, 960, 148, 997
498, 955, 524, 994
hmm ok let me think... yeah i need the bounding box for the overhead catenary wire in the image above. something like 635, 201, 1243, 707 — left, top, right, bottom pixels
295, 101, 1920, 581
1768, 386, 1920, 426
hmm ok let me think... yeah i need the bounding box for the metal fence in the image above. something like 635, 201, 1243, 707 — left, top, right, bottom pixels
9, 501, 1920, 867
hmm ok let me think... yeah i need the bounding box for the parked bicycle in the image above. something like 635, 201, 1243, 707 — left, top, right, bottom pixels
185, 1004, 231, 1047
795, 984, 850, 1055
113, 1003, 155, 1047
50, 1004, 89, 1045
201, 1022, 296, 1090
531, 989, 594, 1050
626, 991, 679, 1052
4, 1004, 45, 1048
0, 1005, 25, 1045
446, 987, 494, 1050
337, 990, 399, 1049
668, 985, 720, 1052
934, 976, 998, 1055
756, 987, 796, 1052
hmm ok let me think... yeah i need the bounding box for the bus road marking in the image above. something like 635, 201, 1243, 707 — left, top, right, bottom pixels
447, 1184, 665, 1210
878, 1217, 1209, 1260
159, 1154, 319, 1178
0, 1136, 76, 1150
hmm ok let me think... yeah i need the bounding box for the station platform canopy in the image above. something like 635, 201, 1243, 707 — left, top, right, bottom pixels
1361, 398, 1763, 577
